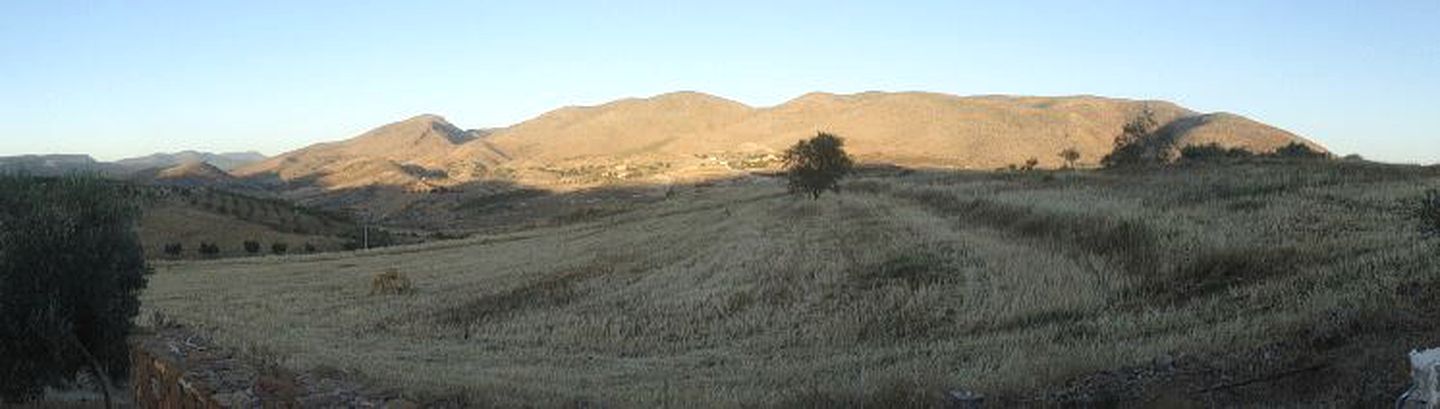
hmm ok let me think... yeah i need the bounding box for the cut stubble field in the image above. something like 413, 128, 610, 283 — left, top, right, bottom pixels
142, 161, 1440, 407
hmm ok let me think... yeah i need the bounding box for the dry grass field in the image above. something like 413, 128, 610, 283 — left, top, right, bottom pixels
141, 161, 1440, 407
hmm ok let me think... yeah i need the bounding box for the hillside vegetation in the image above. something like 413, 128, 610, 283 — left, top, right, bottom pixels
133, 186, 366, 259
142, 161, 1440, 407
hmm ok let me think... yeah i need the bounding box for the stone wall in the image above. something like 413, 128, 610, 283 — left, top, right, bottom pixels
128, 328, 398, 408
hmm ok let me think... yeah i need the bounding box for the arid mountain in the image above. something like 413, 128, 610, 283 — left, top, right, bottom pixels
1157, 112, 1320, 151
236, 91, 1325, 206
0, 154, 129, 176
147, 161, 238, 186
235, 114, 491, 192
116, 150, 266, 171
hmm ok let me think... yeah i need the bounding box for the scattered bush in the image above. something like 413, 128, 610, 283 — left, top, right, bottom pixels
198, 242, 220, 257
1021, 157, 1040, 171
782, 132, 855, 199
243, 240, 261, 254
303, 243, 317, 253
370, 269, 414, 296
1180, 143, 1253, 162
1059, 147, 1081, 169
163, 242, 184, 257
1270, 142, 1329, 160
1418, 189, 1440, 239
0, 175, 148, 404
271, 242, 288, 255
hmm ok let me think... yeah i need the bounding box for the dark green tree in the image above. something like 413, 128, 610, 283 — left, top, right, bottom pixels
243, 240, 261, 254
1101, 108, 1169, 168
271, 242, 288, 255
199, 242, 220, 257
1180, 143, 1253, 162
781, 132, 855, 200
1268, 142, 1329, 159
0, 175, 148, 405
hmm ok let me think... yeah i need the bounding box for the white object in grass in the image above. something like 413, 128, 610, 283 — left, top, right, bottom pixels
1409, 348, 1440, 408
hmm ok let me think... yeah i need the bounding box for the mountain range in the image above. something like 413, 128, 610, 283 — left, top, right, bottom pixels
0, 150, 267, 177
237, 91, 1322, 195
2, 91, 1324, 222
115, 150, 267, 171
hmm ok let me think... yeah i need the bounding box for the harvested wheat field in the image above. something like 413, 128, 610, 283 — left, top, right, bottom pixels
142, 161, 1440, 407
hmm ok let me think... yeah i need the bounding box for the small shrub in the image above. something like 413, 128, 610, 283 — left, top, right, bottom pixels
198, 242, 220, 257
271, 242, 288, 255
303, 243, 317, 253
1268, 142, 1328, 160
1180, 143, 1253, 162
163, 243, 184, 257
1059, 147, 1081, 169
370, 269, 413, 296
1021, 157, 1039, 171
243, 240, 261, 254
1418, 189, 1440, 239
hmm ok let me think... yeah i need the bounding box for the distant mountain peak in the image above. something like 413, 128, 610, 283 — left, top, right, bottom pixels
402, 113, 449, 124
115, 150, 267, 171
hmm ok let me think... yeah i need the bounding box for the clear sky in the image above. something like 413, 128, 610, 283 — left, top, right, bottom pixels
2, 1, 1436, 163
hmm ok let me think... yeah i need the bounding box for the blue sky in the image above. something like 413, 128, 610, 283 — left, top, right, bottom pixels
2, 1, 1436, 163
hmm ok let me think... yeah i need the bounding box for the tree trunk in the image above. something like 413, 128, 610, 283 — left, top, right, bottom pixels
68, 334, 114, 409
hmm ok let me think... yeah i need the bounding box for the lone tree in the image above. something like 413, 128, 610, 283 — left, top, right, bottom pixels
243, 240, 261, 254
782, 132, 854, 199
1101, 107, 1170, 168
1059, 147, 1081, 169
0, 175, 148, 406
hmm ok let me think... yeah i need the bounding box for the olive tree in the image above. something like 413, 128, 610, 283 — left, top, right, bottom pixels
782, 132, 855, 200
0, 175, 148, 406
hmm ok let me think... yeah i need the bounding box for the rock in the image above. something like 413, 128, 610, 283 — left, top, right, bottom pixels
946, 389, 984, 408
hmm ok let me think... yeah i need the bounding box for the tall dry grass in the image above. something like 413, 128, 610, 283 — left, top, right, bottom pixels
141, 161, 1440, 407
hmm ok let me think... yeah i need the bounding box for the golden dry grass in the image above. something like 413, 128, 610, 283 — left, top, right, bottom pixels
141, 161, 1440, 407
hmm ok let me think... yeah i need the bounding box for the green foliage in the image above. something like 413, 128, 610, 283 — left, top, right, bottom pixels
1271, 142, 1329, 160
163, 243, 184, 257
244, 240, 261, 254
271, 242, 288, 255
303, 243, 317, 253
1180, 143, 1254, 162
1100, 108, 1170, 168
1418, 189, 1440, 238
782, 132, 855, 199
198, 242, 220, 256
0, 175, 148, 403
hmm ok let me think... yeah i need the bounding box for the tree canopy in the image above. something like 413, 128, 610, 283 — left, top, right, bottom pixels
782, 132, 855, 200
0, 174, 148, 404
